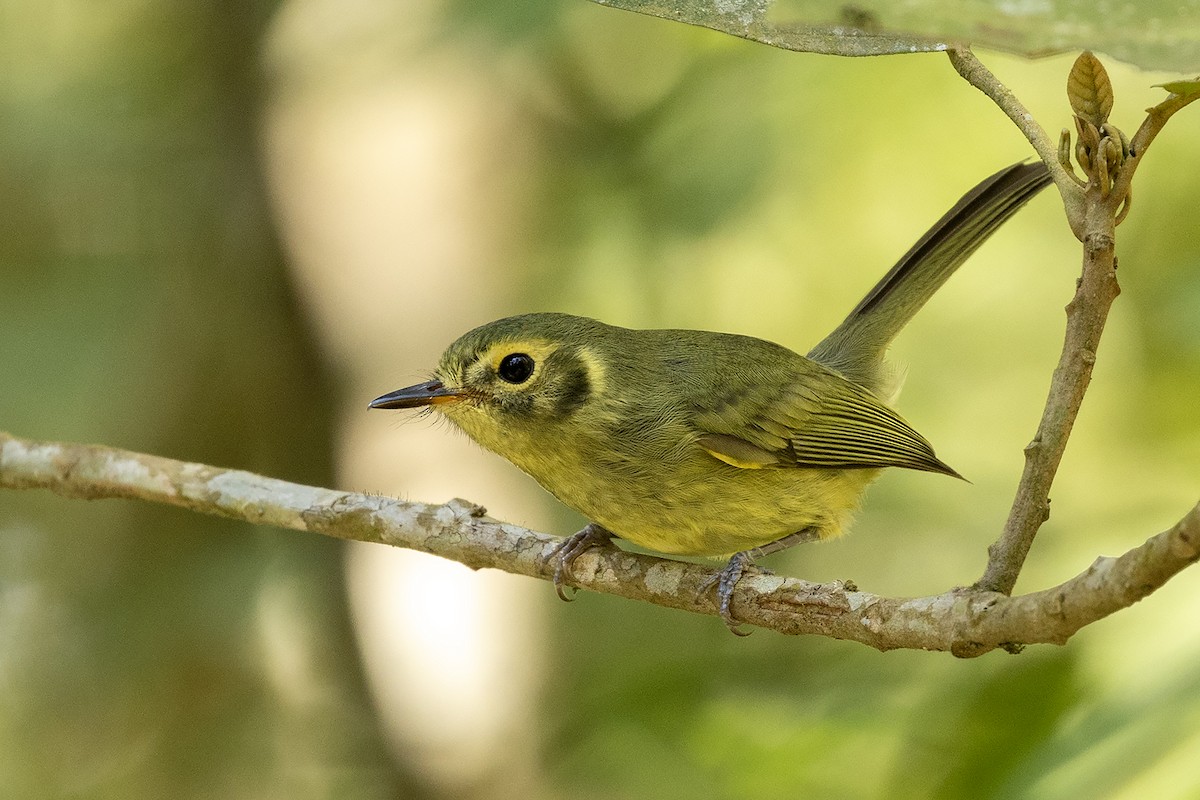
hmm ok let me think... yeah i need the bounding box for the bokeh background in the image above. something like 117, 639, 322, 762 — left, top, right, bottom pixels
2, 1, 1199, 798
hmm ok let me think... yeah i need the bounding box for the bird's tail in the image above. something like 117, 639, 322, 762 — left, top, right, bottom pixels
807, 161, 1053, 390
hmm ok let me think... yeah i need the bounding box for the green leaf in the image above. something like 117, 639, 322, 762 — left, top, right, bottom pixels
1154, 77, 1200, 95
590, 0, 1200, 71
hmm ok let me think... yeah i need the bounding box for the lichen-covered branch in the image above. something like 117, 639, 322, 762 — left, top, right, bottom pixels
3, 431, 1196, 655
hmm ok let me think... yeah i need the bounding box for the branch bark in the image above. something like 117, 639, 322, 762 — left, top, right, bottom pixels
3, 431, 1197, 656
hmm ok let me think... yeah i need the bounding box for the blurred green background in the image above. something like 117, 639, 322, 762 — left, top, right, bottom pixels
2, 1, 1198, 799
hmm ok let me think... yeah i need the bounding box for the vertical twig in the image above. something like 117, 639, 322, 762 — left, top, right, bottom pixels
979, 202, 1119, 593
947, 50, 1198, 593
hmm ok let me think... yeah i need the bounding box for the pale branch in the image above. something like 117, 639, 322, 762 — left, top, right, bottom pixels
2, 431, 1196, 655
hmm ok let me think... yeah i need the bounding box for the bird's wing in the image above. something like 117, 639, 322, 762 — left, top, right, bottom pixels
692, 370, 960, 477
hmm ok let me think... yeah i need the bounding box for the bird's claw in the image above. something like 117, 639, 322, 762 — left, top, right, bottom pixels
546, 523, 613, 601
697, 551, 765, 636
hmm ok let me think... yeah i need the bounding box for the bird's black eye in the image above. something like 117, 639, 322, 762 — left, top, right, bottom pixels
497, 353, 535, 384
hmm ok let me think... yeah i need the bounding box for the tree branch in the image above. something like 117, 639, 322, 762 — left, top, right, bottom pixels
3, 431, 1196, 655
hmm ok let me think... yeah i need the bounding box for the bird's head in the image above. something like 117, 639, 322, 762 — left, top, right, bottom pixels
369, 313, 614, 451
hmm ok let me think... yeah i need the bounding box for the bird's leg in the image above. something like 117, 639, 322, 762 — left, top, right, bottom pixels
746, 527, 821, 559
701, 527, 821, 635
546, 522, 614, 601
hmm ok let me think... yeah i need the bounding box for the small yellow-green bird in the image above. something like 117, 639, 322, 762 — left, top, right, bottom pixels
371, 161, 1051, 631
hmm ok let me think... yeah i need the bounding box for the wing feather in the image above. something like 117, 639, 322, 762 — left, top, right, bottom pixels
692, 364, 960, 477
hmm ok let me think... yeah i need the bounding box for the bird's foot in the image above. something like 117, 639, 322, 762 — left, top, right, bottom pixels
695, 528, 818, 634
697, 552, 770, 636
546, 523, 613, 601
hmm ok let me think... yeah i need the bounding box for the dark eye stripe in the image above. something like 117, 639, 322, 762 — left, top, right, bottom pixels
497, 353, 535, 384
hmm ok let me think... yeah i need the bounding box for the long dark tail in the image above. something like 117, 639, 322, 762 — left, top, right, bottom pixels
807, 161, 1052, 390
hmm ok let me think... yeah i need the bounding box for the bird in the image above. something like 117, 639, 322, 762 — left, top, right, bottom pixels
370, 161, 1053, 632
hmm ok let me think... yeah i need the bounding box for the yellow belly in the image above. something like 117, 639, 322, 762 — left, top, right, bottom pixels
533, 452, 881, 557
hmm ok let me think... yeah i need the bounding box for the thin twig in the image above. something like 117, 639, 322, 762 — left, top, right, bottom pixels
947, 50, 1057, 169
1108, 90, 1200, 213
946, 48, 1088, 225
3, 431, 1197, 654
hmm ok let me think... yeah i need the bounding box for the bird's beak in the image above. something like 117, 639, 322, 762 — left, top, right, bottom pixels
369, 380, 463, 409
